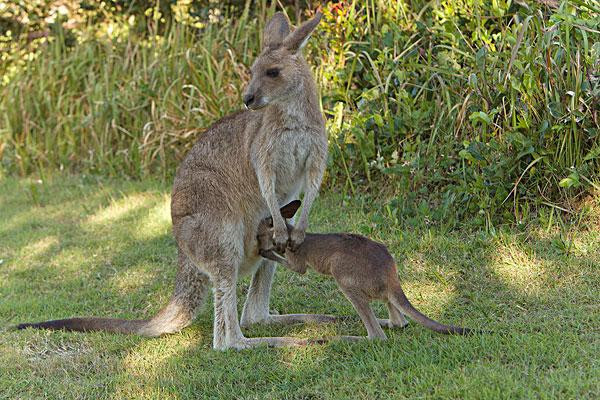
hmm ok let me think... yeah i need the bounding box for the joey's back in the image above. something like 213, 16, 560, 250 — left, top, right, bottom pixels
289, 233, 397, 292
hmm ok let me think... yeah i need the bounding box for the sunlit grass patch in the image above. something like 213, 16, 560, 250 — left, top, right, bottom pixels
122, 334, 201, 375
1, 175, 599, 399
109, 267, 158, 294
86, 193, 157, 225
491, 240, 546, 293
19, 235, 59, 262
19, 334, 94, 363
133, 194, 172, 240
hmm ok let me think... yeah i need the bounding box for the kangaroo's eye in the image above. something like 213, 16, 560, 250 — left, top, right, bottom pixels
266, 68, 280, 78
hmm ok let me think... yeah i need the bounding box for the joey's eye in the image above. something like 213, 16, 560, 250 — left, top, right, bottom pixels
266, 68, 280, 78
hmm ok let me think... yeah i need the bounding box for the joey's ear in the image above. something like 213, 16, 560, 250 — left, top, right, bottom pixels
263, 12, 290, 49
283, 12, 322, 53
280, 200, 302, 219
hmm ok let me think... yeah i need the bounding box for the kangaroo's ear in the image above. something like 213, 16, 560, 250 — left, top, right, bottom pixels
283, 12, 322, 53
280, 200, 302, 219
263, 12, 290, 49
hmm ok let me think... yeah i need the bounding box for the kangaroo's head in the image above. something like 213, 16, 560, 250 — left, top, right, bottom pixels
257, 200, 302, 252
242, 12, 322, 110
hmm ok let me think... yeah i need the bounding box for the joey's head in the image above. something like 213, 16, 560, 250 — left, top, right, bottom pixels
242, 12, 322, 110
257, 200, 302, 253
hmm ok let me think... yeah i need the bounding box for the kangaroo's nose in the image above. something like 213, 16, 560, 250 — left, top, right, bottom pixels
243, 93, 255, 108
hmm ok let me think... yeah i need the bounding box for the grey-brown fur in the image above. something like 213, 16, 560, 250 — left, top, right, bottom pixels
258, 201, 475, 340
16, 12, 333, 350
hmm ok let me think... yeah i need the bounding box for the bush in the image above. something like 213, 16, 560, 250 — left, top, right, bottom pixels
316, 1, 599, 227
0, 0, 598, 227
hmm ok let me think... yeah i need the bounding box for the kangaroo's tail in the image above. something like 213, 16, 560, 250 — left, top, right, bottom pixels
15, 247, 212, 336
14, 317, 155, 335
388, 281, 480, 335
14, 294, 205, 337
14, 269, 210, 336
14, 288, 210, 336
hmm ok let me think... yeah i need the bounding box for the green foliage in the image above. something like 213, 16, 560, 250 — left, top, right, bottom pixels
0, 0, 599, 226
316, 0, 599, 227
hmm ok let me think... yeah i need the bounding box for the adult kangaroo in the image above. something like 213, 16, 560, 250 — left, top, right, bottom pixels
16, 12, 332, 350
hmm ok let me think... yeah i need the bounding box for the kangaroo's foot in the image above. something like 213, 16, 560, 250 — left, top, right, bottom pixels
241, 310, 337, 328
260, 313, 338, 325
309, 335, 381, 343
382, 301, 409, 329
218, 336, 311, 350
241, 312, 337, 328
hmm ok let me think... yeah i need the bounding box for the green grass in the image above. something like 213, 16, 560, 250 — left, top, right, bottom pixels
1, 174, 599, 399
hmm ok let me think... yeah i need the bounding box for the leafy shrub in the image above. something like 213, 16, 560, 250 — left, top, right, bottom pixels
0, 0, 598, 227
316, 0, 599, 227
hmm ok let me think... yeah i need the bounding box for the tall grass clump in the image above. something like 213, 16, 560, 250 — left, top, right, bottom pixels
0, 0, 598, 226
0, 0, 268, 178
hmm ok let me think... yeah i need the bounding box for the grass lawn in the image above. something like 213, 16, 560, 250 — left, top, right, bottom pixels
1, 174, 599, 399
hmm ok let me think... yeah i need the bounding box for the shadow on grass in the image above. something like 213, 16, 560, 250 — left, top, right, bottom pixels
110, 194, 599, 399
1, 177, 598, 398
1, 179, 174, 320
0, 176, 186, 397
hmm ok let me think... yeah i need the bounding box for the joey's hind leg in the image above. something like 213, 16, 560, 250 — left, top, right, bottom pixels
240, 259, 336, 327
377, 301, 409, 329
341, 289, 387, 340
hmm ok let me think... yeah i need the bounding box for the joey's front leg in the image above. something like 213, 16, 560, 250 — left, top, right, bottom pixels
289, 225, 305, 250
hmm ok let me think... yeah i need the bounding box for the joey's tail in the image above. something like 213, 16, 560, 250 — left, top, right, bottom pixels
388, 282, 476, 335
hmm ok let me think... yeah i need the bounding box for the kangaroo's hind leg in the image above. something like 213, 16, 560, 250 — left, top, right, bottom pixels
240, 258, 337, 327
212, 261, 312, 350
178, 215, 311, 350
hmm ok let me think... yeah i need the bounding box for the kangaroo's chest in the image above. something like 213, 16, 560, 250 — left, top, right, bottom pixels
272, 130, 312, 198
